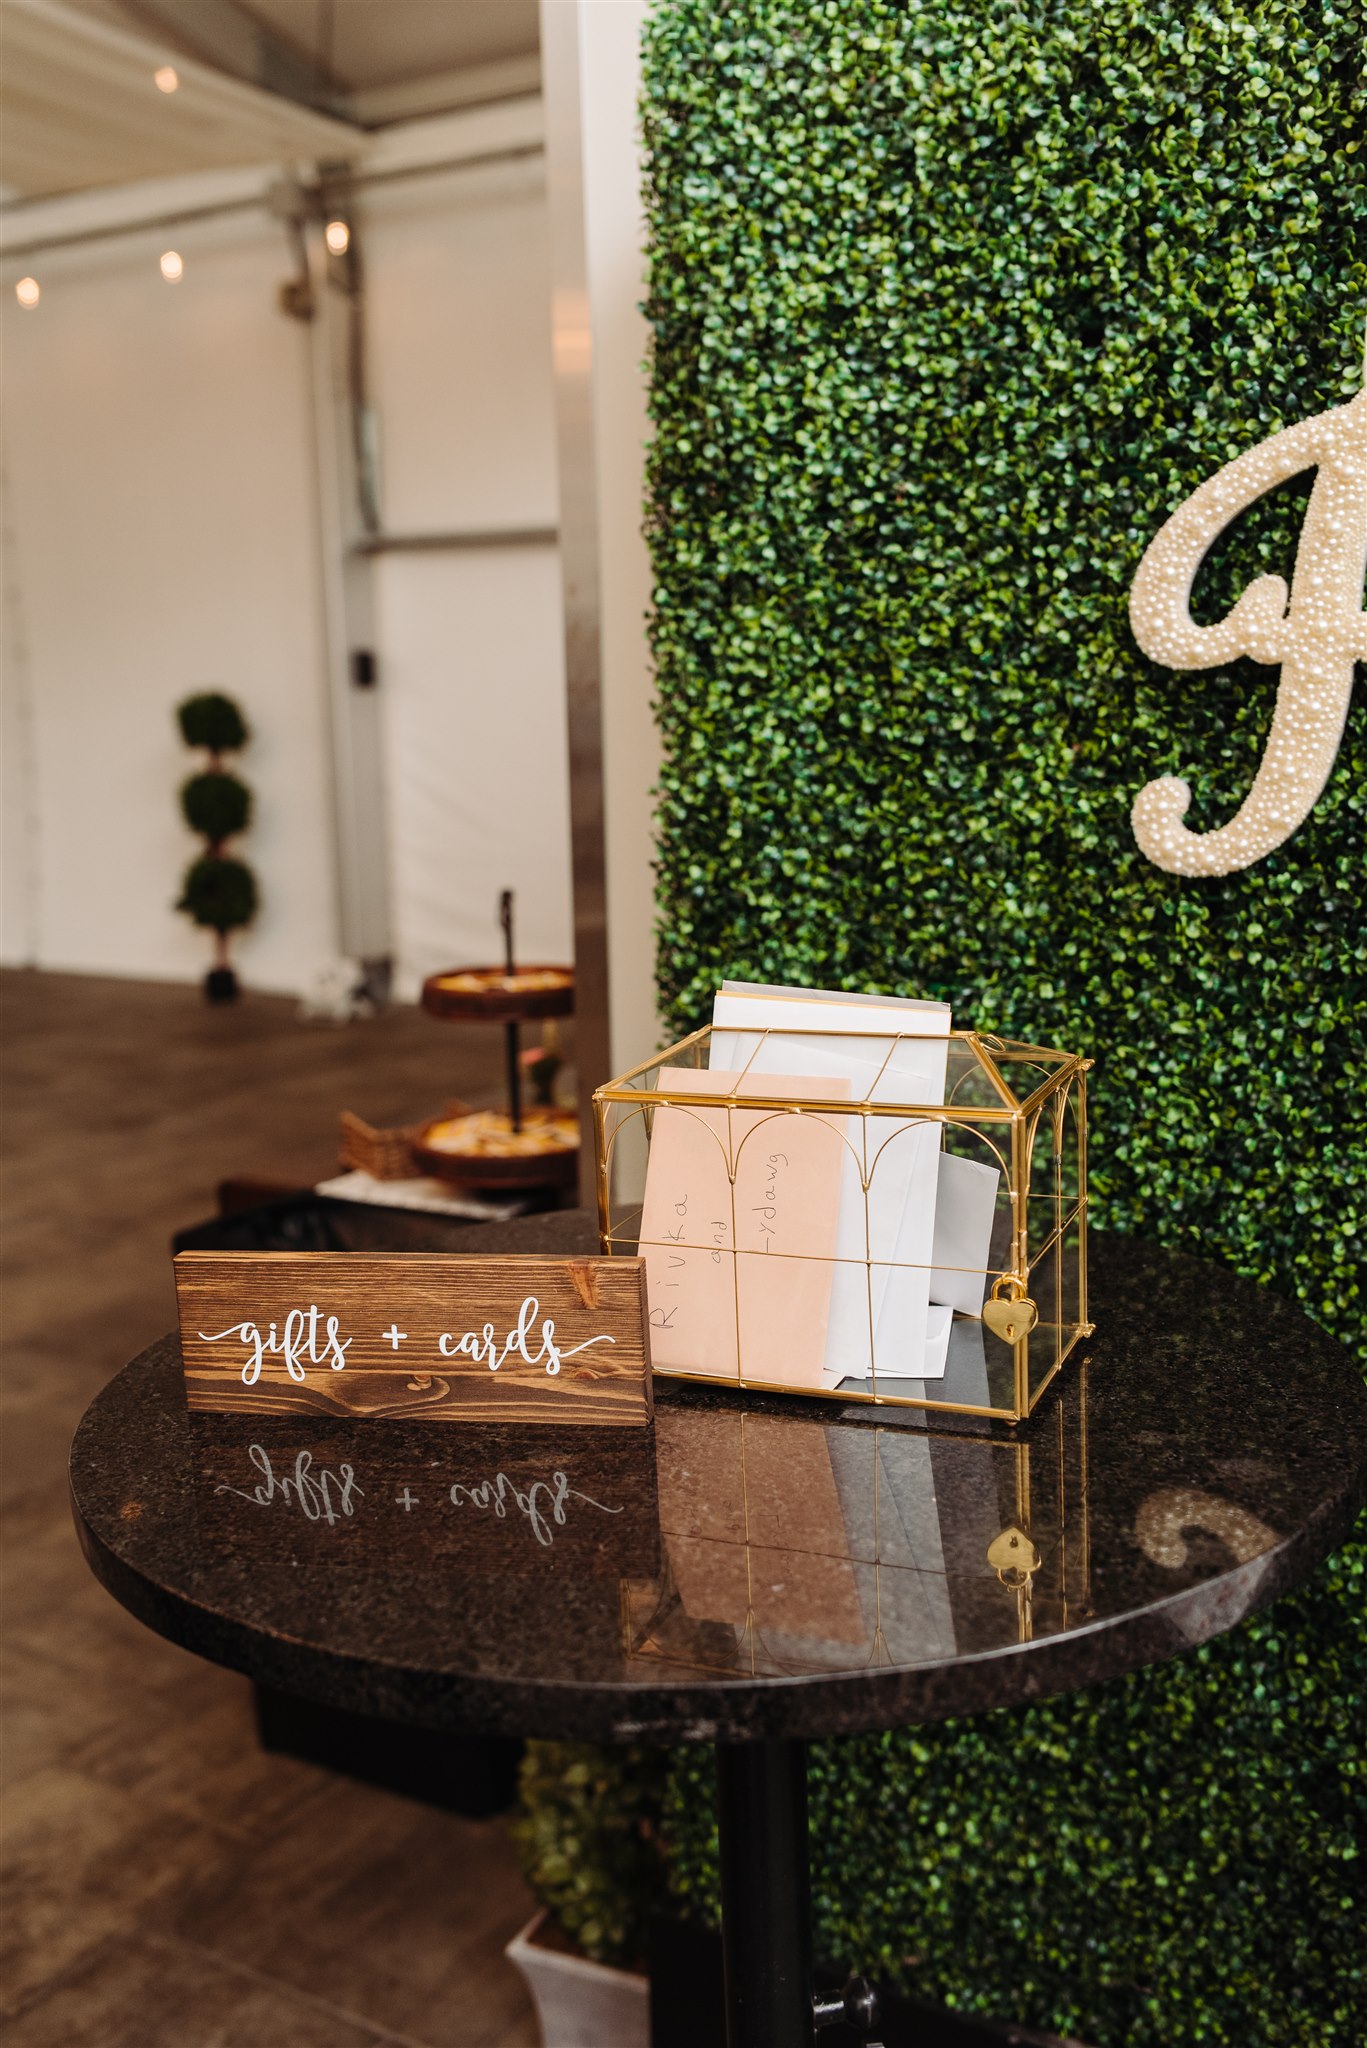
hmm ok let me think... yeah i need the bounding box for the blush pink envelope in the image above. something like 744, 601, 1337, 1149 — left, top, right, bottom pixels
637, 1068, 850, 1387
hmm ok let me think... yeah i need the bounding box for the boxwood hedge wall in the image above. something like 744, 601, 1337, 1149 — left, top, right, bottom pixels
618, 2, 1365, 2043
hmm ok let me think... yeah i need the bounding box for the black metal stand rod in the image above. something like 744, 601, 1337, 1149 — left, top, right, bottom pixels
498, 887, 522, 1135
716, 1737, 814, 2048
504, 1018, 522, 1134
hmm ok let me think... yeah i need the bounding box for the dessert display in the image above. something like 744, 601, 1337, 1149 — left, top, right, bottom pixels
432, 967, 570, 996
412, 891, 579, 1190
412, 1107, 579, 1189
421, 962, 573, 1023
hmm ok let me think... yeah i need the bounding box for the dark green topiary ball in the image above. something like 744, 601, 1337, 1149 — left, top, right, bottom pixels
180, 770, 251, 845
177, 854, 258, 934
176, 692, 248, 755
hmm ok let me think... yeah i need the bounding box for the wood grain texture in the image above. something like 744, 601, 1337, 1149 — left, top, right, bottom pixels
175, 1253, 652, 1426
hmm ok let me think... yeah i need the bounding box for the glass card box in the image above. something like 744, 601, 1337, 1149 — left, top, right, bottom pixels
593, 1027, 1092, 1423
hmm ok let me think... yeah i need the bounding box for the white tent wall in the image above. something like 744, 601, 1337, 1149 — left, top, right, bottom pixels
374, 546, 572, 1001
574, 0, 658, 1071
1, 459, 39, 966
0, 103, 574, 998
0, 202, 339, 992
362, 141, 572, 996
362, 148, 558, 535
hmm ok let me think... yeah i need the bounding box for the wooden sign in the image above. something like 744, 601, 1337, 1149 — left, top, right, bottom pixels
174, 1252, 653, 1427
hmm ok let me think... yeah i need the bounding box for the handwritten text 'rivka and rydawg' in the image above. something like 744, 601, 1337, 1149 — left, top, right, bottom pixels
173, 1251, 653, 1426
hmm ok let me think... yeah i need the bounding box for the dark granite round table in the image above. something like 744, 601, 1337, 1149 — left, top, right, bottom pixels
70, 1219, 1367, 2048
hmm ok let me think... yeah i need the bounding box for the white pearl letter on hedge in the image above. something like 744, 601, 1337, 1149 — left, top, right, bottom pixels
1128, 384, 1366, 876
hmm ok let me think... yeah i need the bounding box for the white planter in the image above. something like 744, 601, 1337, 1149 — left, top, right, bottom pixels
506, 1910, 650, 2048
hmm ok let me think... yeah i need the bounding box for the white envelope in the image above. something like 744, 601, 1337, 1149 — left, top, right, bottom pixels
722, 980, 948, 1021
929, 1152, 1001, 1315
839, 1307, 985, 1400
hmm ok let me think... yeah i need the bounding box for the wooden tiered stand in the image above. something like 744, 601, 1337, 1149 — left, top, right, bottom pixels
415, 891, 577, 1194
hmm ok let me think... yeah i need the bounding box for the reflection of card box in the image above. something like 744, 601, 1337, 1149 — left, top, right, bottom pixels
655, 1409, 866, 1645
624, 1398, 1068, 1681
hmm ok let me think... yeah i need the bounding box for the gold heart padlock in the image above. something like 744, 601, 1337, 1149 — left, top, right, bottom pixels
982, 1277, 1038, 1345
986, 1525, 1041, 1580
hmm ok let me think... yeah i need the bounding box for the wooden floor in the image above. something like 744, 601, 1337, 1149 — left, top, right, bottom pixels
0, 969, 542, 2047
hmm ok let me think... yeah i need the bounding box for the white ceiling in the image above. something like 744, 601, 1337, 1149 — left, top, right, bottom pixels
59, 0, 540, 93
0, 0, 361, 199
241, 0, 541, 92
0, 0, 541, 201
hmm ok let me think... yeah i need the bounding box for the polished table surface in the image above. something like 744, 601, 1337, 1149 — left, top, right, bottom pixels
70, 1217, 1367, 1745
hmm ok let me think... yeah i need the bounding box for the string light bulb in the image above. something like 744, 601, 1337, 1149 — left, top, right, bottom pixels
14, 277, 40, 308
324, 219, 350, 255
154, 65, 179, 93
160, 250, 184, 281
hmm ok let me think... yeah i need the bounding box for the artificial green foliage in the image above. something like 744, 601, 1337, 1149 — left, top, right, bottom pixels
513, 1742, 666, 1970
531, 3, 1365, 2042
180, 770, 251, 846
177, 854, 257, 934
176, 691, 248, 756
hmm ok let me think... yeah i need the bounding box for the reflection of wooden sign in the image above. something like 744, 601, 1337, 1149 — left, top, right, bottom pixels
175, 1252, 652, 1427
191, 1418, 661, 1576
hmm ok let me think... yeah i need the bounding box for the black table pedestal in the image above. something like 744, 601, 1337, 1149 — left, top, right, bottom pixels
717, 1738, 816, 2048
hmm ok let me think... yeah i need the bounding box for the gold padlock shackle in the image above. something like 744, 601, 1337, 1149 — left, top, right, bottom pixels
988, 1273, 1027, 1303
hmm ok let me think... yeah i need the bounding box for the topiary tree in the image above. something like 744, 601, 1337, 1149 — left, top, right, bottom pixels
175, 692, 257, 1002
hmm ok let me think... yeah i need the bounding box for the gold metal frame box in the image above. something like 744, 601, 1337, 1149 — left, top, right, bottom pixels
593, 1027, 1092, 1423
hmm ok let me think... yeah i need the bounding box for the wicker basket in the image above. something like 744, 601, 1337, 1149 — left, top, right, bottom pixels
338, 1102, 470, 1182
